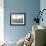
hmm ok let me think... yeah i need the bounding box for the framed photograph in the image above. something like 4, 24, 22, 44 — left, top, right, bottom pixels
10, 13, 26, 26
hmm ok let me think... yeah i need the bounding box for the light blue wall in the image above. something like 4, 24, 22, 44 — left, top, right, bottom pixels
4, 0, 40, 42
40, 0, 46, 27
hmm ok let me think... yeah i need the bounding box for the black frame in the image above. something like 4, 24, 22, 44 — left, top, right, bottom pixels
10, 13, 26, 26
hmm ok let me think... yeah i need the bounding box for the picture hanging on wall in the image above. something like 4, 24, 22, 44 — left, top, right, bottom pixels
10, 13, 26, 26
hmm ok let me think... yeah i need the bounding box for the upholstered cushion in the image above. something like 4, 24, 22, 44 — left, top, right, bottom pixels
17, 37, 25, 46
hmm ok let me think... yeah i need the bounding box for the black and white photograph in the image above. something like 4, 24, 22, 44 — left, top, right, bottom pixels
10, 13, 26, 26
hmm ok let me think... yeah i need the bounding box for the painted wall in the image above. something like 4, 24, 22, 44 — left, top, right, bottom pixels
4, 0, 40, 42
40, 0, 46, 27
